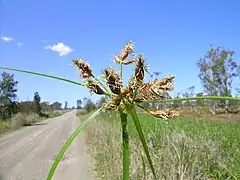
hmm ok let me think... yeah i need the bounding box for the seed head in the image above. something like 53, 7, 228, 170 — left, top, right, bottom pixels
114, 56, 135, 65
122, 59, 136, 65
114, 41, 134, 64
136, 76, 175, 101
87, 79, 105, 95
119, 41, 134, 60
122, 76, 136, 100
149, 109, 180, 119
150, 75, 175, 94
72, 59, 92, 78
104, 67, 122, 95
104, 96, 121, 111
135, 55, 145, 86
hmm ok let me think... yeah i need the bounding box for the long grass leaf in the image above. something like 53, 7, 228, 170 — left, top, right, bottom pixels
47, 108, 102, 180
0, 66, 85, 87
141, 154, 147, 180
119, 108, 130, 180
125, 103, 157, 179
141, 96, 240, 103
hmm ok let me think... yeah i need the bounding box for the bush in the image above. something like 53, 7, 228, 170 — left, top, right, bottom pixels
10, 113, 27, 129
10, 113, 39, 127
0, 120, 11, 135
23, 113, 39, 126
48, 110, 63, 118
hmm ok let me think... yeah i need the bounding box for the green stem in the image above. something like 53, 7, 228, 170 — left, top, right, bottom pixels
124, 102, 157, 180
0, 66, 86, 87
119, 108, 130, 180
120, 63, 123, 80
141, 96, 240, 103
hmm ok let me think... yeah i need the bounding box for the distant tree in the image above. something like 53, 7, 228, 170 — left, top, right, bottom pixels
50, 101, 62, 110
237, 86, 240, 96
197, 46, 240, 114
18, 101, 34, 114
40, 102, 50, 112
77, 100, 82, 109
96, 96, 109, 108
196, 92, 204, 106
84, 98, 96, 112
172, 92, 182, 109
182, 86, 195, 110
83, 97, 88, 104
33, 92, 41, 114
0, 71, 18, 119
0, 72, 18, 101
64, 101, 68, 110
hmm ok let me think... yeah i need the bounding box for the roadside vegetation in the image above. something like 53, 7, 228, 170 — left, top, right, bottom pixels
83, 107, 240, 179
77, 43, 240, 179
0, 72, 69, 135
1, 41, 240, 180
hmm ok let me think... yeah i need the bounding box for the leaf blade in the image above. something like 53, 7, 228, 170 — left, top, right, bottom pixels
0, 66, 85, 87
140, 96, 240, 103
119, 108, 130, 180
125, 103, 157, 179
47, 108, 102, 180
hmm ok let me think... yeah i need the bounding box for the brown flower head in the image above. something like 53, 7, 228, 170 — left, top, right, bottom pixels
136, 76, 175, 102
149, 109, 180, 119
87, 79, 105, 95
119, 41, 134, 60
114, 56, 135, 65
149, 75, 174, 94
71, 41, 178, 119
135, 55, 145, 86
104, 67, 122, 95
72, 59, 92, 78
114, 41, 134, 64
104, 96, 121, 111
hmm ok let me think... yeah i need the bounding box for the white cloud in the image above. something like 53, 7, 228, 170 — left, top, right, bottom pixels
1, 36, 14, 42
17, 42, 23, 47
45, 42, 73, 56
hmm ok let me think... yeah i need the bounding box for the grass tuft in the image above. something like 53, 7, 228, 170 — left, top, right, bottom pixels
83, 112, 240, 179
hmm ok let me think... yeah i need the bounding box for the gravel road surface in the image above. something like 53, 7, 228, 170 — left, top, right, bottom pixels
0, 110, 92, 180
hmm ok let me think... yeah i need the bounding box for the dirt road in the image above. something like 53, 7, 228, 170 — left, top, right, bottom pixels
0, 110, 92, 180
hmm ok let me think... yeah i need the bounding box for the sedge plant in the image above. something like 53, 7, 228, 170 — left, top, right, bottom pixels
1, 41, 240, 180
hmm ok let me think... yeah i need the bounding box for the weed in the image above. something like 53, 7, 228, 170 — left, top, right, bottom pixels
1, 41, 240, 180
84, 112, 240, 179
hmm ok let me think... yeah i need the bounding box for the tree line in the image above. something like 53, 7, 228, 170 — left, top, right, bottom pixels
0, 72, 68, 121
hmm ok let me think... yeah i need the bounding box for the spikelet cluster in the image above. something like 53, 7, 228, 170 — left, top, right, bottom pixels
104, 67, 122, 95
114, 41, 135, 65
149, 109, 180, 119
72, 59, 92, 78
72, 41, 179, 119
136, 76, 175, 101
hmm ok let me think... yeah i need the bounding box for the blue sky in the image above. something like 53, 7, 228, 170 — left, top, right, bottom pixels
1, 0, 240, 108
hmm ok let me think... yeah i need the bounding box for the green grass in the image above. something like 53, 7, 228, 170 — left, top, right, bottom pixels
83, 112, 240, 180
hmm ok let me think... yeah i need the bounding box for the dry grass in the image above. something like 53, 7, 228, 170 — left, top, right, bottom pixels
81, 111, 240, 180
0, 120, 11, 135
177, 106, 240, 123
0, 110, 65, 135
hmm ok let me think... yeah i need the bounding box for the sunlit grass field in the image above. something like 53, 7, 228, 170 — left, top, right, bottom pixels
81, 111, 240, 180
